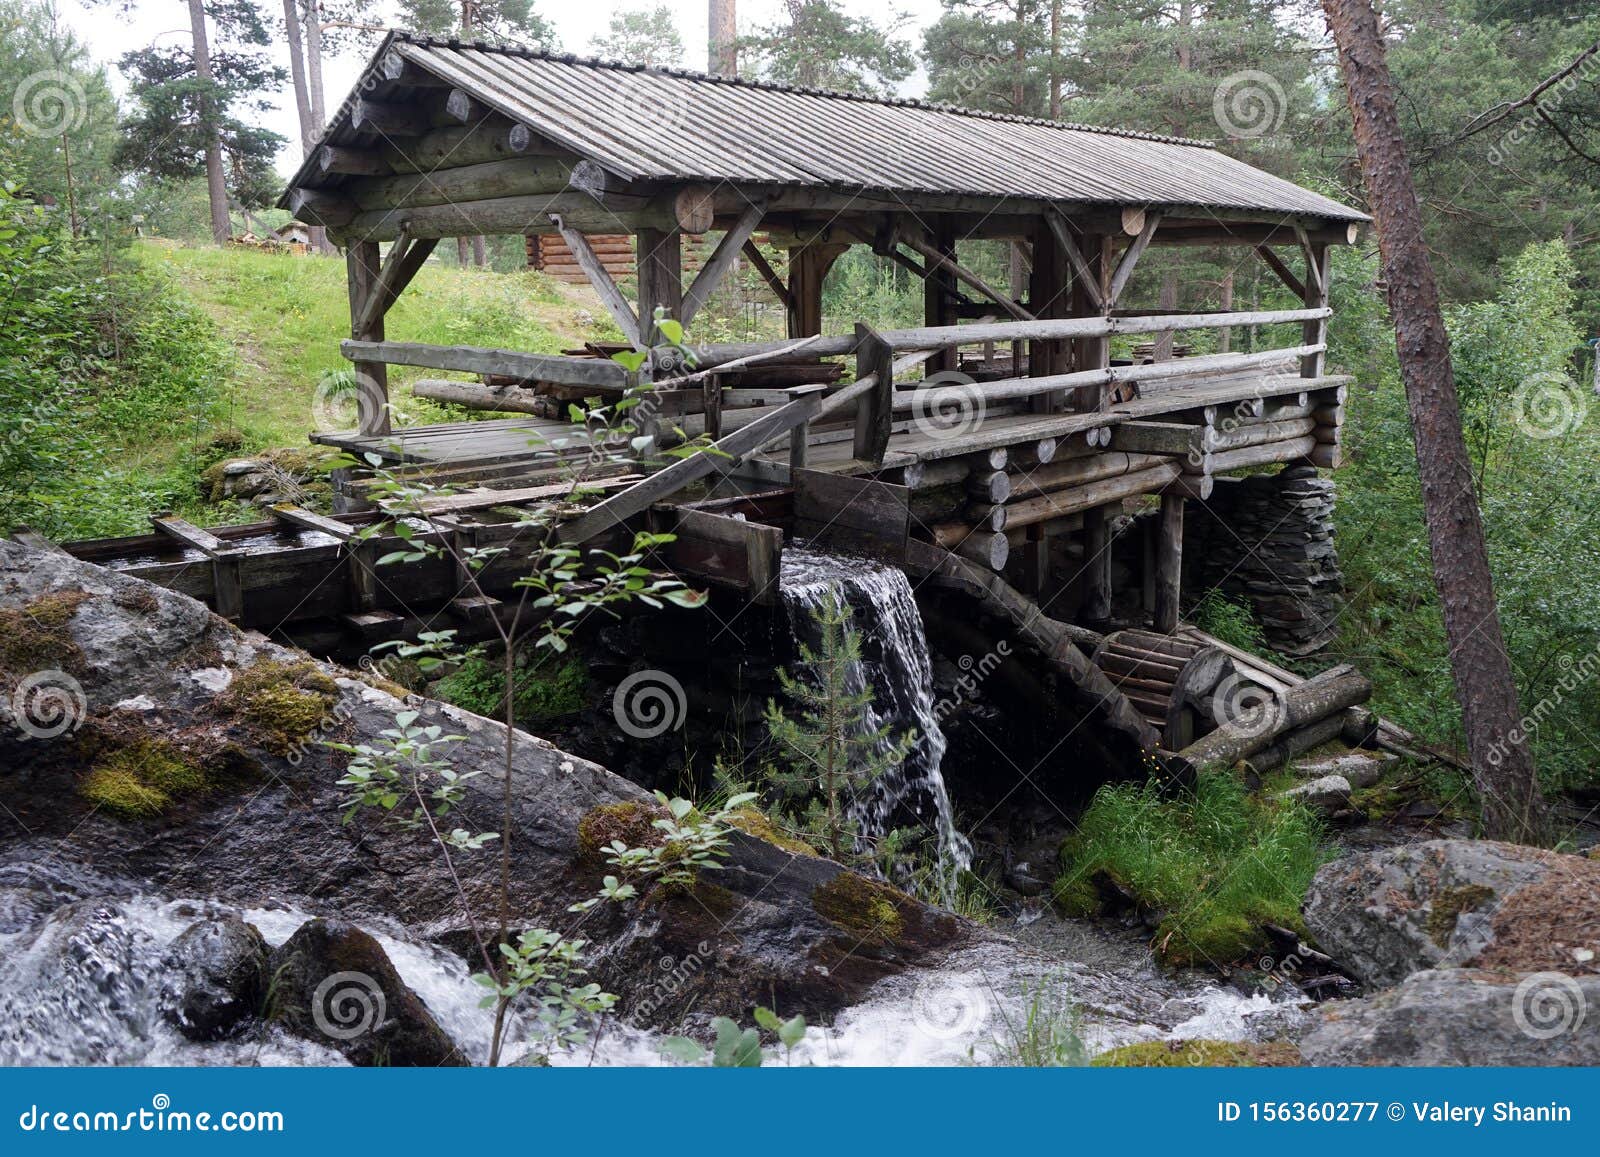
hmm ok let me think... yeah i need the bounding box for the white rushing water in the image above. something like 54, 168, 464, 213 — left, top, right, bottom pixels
0, 871, 1311, 1068
778, 547, 974, 902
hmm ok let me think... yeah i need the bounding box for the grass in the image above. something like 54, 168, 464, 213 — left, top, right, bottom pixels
990, 978, 1088, 1067
1053, 772, 1330, 968
130, 240, 610, 480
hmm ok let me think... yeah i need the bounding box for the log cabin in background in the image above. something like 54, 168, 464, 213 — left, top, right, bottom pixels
34, 31, 1380, 769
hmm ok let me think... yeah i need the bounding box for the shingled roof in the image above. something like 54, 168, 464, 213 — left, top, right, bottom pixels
288, 32, 1365, 225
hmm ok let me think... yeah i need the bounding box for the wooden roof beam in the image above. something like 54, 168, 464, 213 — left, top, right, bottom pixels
549, 213, 642, 348
682, 199, 766, 327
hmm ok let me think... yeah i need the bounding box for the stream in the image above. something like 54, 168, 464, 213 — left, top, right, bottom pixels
0, 860, 1312, 1067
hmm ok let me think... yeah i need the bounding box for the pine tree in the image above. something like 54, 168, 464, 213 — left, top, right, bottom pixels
112, 0, 286, 241
740, 1, 914, 96
763, 594, 916, 861
589, 5, 684, 67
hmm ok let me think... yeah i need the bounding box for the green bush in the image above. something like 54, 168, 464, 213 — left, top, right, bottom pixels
1054, 772, 1328, 967
0, 177, 228, 540
1335, 239, 1600, 792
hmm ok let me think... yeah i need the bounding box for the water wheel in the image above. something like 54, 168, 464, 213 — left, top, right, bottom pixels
1091, 628, 1230, 749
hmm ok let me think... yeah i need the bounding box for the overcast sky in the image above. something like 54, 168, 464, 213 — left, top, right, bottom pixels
53, 0, 946, 174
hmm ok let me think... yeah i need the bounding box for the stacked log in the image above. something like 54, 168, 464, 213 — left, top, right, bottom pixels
1178, 664, 1372, 770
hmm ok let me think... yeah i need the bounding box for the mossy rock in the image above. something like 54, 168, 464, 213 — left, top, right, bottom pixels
1425, 883, 1497, 948
0, 590, 90, 677
576, 800, 666, 861
80, 737, 211, 819
1050, 872, 1102, 917
725, 807, 816, 856
811, 872, 909, 947
1092, 1039, 1301, 1067
220, 659, 340, 755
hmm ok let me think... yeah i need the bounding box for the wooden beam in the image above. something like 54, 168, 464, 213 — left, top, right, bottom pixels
383, 121, 538, 172
1301, 241, 1332, 378
681, 199, 765, 326
288, 187, 356, 228
898, 231, 1035, 321
152, 516, 244, 622
443, 88, 479, 124
549, 213, 642, 347
1105, 212, 1162, 308
741, 240, 791, 310
351, 98, 427, 137
317, 146, 390, 177
1293, 224, 1325, 298
1152, 494, 1183, 633
355, 229, 439, 335
340, 339, 627, 388
1082, 505, 1112, 627
1046, 209, 1105, 312
556, 386, 827, 543
1256, 244, 1306, 299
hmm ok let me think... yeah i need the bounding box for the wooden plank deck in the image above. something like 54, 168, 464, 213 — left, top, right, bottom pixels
311, 417, 582, 464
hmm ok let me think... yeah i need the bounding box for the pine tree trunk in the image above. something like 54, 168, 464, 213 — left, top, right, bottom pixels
283, 0, 314, 154
1323, 0, 1546, 842
188, 0, 231, 244
304, 0, 334, 254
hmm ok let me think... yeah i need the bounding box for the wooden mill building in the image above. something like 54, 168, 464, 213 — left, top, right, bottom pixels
44, 31, 1372, 761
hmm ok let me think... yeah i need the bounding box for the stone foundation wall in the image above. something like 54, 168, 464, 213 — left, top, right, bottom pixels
1186, 465, 1343, 656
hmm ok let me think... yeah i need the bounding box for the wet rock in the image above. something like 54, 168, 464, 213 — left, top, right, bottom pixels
268, 918, 465, 1067
1300, 969, 1600, 1066
1302, 840, 1597, 986
0, 540, 970, 1031
1276, 774, 1351, 816
160, 914, 269, 1041
1292, 750, 1394, 789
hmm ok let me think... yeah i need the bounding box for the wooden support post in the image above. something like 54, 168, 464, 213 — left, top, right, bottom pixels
702, 372, 723, 440
1082, 504, 1113, 628
1106, 212, 1161, 308
790, 420, 809, 469
345, 240, 390, 437
786, 244, 844, 337
271, 505, 378, 611
635, 227, 682, 346
1301, 242, 1331, 378
152, 516, 244, 623
1028, 220, 1068, 414
853, 322, 895, 465
1067, 229, 1109, 410
924, 222, 959, 375
1153, 493, 1184, 634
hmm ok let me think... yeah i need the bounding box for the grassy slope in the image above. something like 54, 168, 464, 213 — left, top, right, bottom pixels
136, 241, 615, 457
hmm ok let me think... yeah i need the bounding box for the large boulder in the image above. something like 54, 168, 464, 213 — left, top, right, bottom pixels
0, 540, 969, 1034
159, 914, 270, 1041
1302, 840, 1598, 986
269, 918, 463, 1067
1300, 968, 1599, 1066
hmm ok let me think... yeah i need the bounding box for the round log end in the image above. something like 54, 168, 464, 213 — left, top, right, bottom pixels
674, 184, 716, 234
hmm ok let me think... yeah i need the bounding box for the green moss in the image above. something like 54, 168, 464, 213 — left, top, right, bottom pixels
1426, 883, 1497, 948
80, 737, 209, 818
577, 800, 664, 861
811, 872, 907, 946
725, 806, 817, 856
0, 590, 91, 676
1092, 1039, 1301, 1067
221, 659, 340, 754
435, 652, 589, 726
1050, 873, 1104, 918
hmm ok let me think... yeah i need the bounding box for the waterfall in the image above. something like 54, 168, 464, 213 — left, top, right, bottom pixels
778, 547, 973, 902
